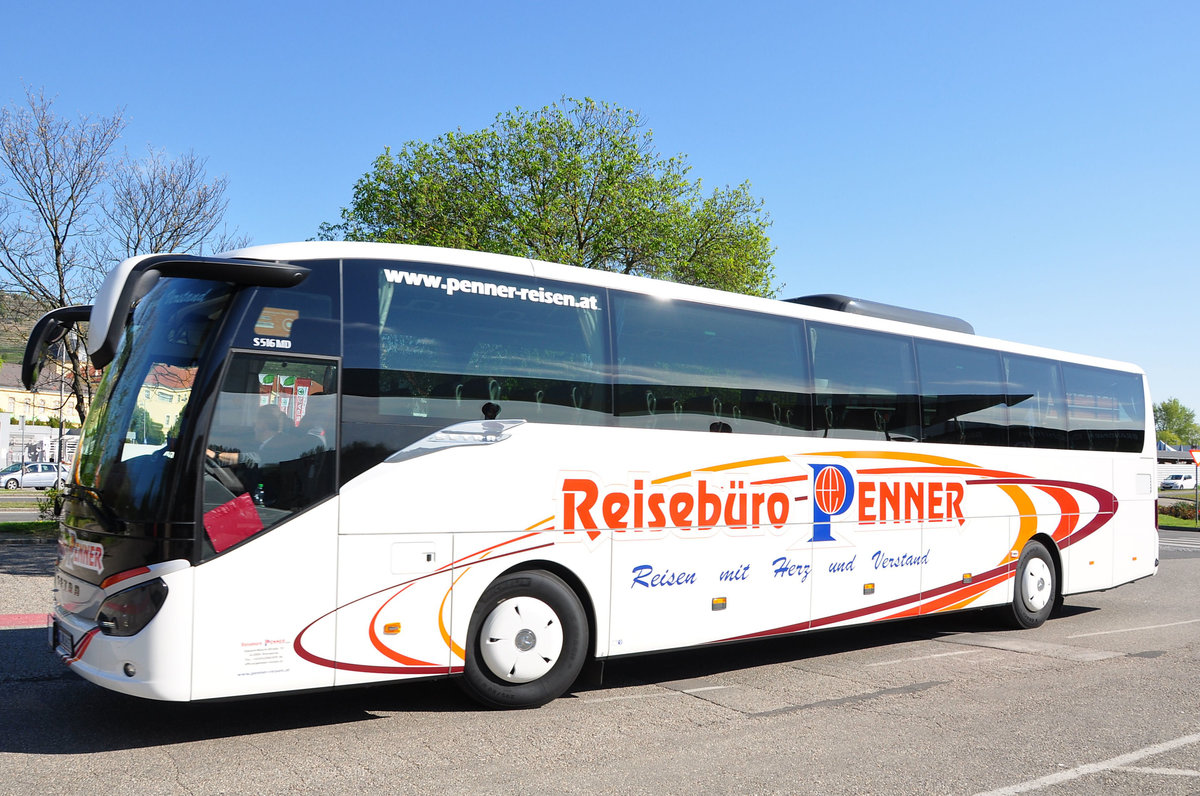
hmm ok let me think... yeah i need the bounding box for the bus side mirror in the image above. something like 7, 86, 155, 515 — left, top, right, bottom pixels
22, 305, 91, 390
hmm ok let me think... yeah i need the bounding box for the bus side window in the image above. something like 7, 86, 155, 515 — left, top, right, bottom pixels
1004, 355, 1068, 449
810, 323, 920, 442
201, 353, 338, 557
917, 340, 1008, 446
340, 260, 611, 483
612, 293, 812, 435
230, 261, 342, 357
1062, 364, 1146, 453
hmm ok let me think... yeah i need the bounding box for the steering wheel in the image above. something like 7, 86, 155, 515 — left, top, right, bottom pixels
204, 451, 246, 495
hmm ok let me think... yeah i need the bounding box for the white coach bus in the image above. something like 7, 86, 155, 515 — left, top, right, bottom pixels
24, 242, 1157, 707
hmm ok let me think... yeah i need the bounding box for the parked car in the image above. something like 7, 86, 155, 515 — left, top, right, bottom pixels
1160, 473, 1196, 490
2, 462, 69, 490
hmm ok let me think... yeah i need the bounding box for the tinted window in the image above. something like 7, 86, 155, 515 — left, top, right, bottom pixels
612, 294, 810, 434
917, 340, 1007, 445
229, 260, 342, 357
810, 324, 919, 441
202, 353, 338, 557
341, 260, 609, 481
1004, 355, 1068, 449
1062, 364, 1146, 452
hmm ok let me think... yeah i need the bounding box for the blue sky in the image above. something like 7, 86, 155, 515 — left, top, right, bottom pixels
4, 1, 1198, 410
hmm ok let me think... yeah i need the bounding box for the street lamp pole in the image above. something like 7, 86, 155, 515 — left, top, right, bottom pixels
56, 342, 64, 466
1190, 449, 1200, 528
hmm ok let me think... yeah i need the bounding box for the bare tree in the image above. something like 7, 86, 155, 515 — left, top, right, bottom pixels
104, 146, 249, 257
0, 88, 124, 421
0, 88, 122, 307
0, 87, 247, 422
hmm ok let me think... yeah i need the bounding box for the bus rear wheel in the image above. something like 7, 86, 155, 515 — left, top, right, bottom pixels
1007, 540, 1057, 629
460, 570, 588, 709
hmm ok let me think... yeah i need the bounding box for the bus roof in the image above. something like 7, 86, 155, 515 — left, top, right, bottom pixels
220, 241, 1144, 376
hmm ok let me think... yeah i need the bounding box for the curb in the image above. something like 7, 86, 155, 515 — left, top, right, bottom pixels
0, 613, 49, 630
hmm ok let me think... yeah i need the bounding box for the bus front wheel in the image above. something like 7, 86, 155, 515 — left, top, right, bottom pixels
1008, 540, 1057, 629
460, 570, 588, 709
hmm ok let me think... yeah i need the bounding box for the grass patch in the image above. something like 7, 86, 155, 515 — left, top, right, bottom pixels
0, 520, 57, 538
1157, 513, 1200, 529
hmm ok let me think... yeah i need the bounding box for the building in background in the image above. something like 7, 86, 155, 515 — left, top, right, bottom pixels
0, 362, 85, 465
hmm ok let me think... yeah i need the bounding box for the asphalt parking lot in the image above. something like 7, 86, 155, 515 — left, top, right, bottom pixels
1, 533, 1197, 795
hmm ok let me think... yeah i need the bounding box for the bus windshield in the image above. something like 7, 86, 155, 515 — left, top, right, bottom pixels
75, 278, 236, 523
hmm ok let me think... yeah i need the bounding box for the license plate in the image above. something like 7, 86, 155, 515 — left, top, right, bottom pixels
52, 621, 74, 657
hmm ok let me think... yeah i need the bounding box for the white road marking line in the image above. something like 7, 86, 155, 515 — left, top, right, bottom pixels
865, 649, 976, 667
580, 691, 681, 704
581, 683, 734, 703
1067, 618, 1200, 638
973, 731, 1200, 795
1114, 766, 1200, 777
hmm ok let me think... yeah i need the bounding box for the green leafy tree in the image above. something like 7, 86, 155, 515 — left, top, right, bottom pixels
1154, 397, 1200, 446
130, 405, 164, 445
320, 98, 778, 297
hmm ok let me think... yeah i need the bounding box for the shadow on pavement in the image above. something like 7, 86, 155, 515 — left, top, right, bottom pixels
0, 604, 1078, 754
0, 541, 56, 577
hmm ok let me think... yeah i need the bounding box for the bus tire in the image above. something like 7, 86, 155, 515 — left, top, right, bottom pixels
460, 570, 588, 709
1008, 540, 1056, 629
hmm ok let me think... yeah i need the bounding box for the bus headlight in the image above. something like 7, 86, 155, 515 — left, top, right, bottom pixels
96, 579, 168, 637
